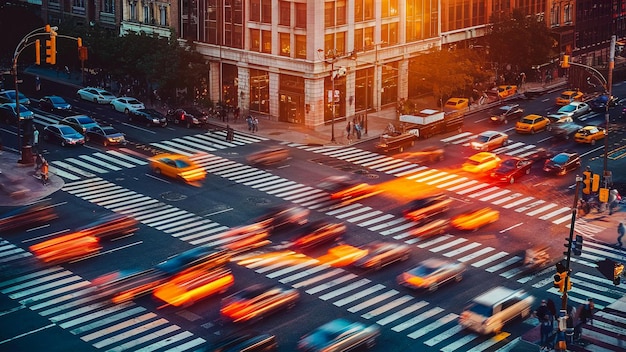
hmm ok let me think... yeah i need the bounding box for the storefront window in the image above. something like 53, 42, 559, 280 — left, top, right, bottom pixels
249, 70, 269, 114
279, 74, 305, 124
355, 67, 374, 112
381, 61, 398, 106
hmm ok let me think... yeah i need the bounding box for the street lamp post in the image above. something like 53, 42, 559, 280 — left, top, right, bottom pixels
562, 175, 583, 311
318, 49, 340, 143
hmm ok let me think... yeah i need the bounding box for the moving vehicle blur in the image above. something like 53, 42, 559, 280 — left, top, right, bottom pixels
489, 157, 533, 184
29, 232, 101, 264
489, 104, 524, 124
403, 193, 451, 224
253, 205, 309, 231
0, 202, 58, 232
470, 131, 508, 151
459, 286, 535, 334
38, 95, 72, 112
298, 318, 379, 352
543, 152, 581, 176
515, 114, 550, 134
291, 221, 346, 249
247, 148, 289, 165
574, 126, 606, 145
148, 153, 207, 183
462, 152, 502, 174
153, 268, 234, 308
548, 121, 582, 140
317, 244, 368, 267
399, 145, 445, 164
407, 219, 448, 238
207, 332, 278, 352
85, 125, 127, 146
352, 241, 411, 270
555, 89, 583, 105
589, 94, 619, 112
397, 258, 466, 292
75, 213, 138, 240
523, 246, 551, 271
220, 284, 300, 323
451, 207, 500, 231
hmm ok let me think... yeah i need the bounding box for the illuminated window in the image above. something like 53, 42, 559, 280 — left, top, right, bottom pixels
354, 0, 374, 22
295, 35, 306, 59
382, 22, 398, 46
564, 4, 572, 23
354, 26, 374, 51
382, 0, 398, 17
406, 0, 438, 41
250, 29, 260, 52
280, 33, 290, 56
279, 1, 290, 26
262, 30, 272, 53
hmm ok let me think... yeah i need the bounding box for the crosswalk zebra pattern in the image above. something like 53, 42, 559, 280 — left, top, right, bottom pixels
0, 240, 206, 352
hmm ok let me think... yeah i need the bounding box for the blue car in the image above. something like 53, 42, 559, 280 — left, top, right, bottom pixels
0, 103, 34, 125
589, 95, 619, 112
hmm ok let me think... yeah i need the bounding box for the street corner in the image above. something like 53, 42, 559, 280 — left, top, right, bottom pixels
0, 167, 65, 207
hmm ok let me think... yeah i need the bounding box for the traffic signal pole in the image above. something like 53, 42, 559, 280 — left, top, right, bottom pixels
562, 175, 583, 310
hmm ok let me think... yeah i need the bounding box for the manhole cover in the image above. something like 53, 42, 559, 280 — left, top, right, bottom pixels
353, 169, 370, 174
247, 196, 271, 205
161, 191, 187, 201
365, 173, 379, 179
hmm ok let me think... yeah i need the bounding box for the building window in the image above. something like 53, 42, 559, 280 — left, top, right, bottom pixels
250, 70, 270, 114
564, 4, 572, 23
336, 0, 346, 25
129, 1, 137, 20
250, 0, 260, 22
326, 0, 346, 27
295, 2, 306, 28
261, 0, 271, 23
73, 0, 85, 8
382, 0, 398, 17
295, 34, 306, 59
279, 1, 290, 26
159, 5, 167, 25
381, 61, 398, 105
250, 29, 260, 52
381, 22, 398, 46
143, 3, 152, 23
103, 0, 114, 13
354, 26, 374, 51
355, 0, 374, 22
280, 32, 290, 56
325, 32, 346, 55
406, 0, 438, 41
262, 30, 272, 53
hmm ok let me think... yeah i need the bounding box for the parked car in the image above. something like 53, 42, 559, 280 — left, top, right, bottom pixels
128, 108, 168, 127
291, 221, 346, 249
543, 152, 581, 176
42, 124, 86, 146
403, 193, 452, 223
0, 90, 30, 105
0, 103, 34, 125
515, 114, 550, 134
462, 152, 502, 174
397, 258, 466, 292
549, 102, 591, 120
451, 207, 500, 231
220, 285, 300, 323
490, 104, 524, 124
167, 107, 209, 128
76, 87, 116, 104
470, 131, 508, 151
60, 115, 100, 134
574, 125, 606, 145
38, 95, 72, 112
490, 157, 533, 184
459, 286, 535, 334
298, 318, 379, 352
148, 153, 206, 183
555, 90, 583, 106
110, 97, 145, 114
443, 97, 469, 113
589, 94, 619, 112
85, 125, 127, 146
352, 241, 411, 270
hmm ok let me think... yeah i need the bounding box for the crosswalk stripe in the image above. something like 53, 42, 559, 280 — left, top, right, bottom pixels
347, 288, 398, 313
306, 273, 357, 295
108, 325, 181, 352
443, 242, 481, 257
440, 331, 479, 351
319, 278, 370, 301
430, 238, 468, 253
526, 203, 557, 216
448, 179, 478, 191
424, 322, 464, 346
292, 268, 343, 289
502, 196, 534, 209
376, 300, 428, 326
471, 252, 508, 267
468, 186, 500, 198
79, 154, 122, 170
93, 152, 136, 168
334, 284, 386, 307
362, 295, 413, 319
456, 247, 495, 262
407, 312, 458, 339
51, 160, 95, 177
392, 307, 444, 332
485, 256, 521, 272
457, 183, 489, 195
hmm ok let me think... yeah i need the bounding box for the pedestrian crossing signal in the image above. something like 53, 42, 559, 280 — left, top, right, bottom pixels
582, 171, 592, 194
553, 272, 568, 291
615, 263, 624, 286
573, 235, 583, 256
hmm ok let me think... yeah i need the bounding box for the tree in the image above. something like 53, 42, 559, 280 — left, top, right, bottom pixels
408, 48, 491, 105
485, 9, 556, 80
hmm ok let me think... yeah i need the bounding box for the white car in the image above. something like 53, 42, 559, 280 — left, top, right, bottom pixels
110, 97, 145, 114
77, 87, 116, 104
548, 101, 591, 121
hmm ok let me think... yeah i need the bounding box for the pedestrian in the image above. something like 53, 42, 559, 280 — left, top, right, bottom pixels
346, 121, 353, 143
579, 298, 594, 325
609, 189, 621, 215
540, 314, 554, 351
535, 299, 550, 322
252, 117, 259, 132
547, 299, 557, 320
32, 127, 39, 152
40, 160, 49, 185
225, 125, 234, 142
35, 153, 44, 173
234, 107, 240, 122
35, 76, 41, 91
617, 222, 625, 248
64, 65, 71, 78
246, 115, 253, 131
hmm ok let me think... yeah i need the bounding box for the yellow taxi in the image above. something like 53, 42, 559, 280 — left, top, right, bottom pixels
574, 126, 606, 145
515, 114, 550, 134
462, 152, 502, 174
444, 98, 469, 113
555, 90, 583, 106
30, 232, 101, 264
148, 153, 206, 183
153, 268, 234, 308
493, 85, 518, 98
451, 207, 500, 231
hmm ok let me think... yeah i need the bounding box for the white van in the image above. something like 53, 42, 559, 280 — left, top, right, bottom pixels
458, 286, 535, 334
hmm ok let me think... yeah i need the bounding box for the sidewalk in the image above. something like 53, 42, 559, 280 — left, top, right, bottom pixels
0, 151, 64, 207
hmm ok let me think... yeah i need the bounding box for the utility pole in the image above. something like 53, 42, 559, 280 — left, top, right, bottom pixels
603, 36, 615, 188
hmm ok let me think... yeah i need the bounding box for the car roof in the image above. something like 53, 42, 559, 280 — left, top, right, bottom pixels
522, 114, 543, 120
470, 152, 497, 160
479, 130, 501, 137
472, 286, 519, 305
569, 101, 586, 106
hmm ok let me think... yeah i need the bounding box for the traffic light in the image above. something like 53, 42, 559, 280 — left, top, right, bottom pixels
35, 39, 41, 65
45, 35, 56, 65
615, 263, 624, 286
77, 37, 82, 47
553, 272, 568, 291
562, 55, 570, 68
582, 170, 592, 194
573, 235, 583, 256
591, 174, 600, 193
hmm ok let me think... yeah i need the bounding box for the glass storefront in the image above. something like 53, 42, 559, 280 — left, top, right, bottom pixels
279, 74, 305, 124
249, 69, 270, 114
323, 76, 345, 123
380, 61, 398, 106
354, 67, 374, 112
222, 63, 238, 107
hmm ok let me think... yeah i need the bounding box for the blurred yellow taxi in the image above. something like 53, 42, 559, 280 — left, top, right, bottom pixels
30, 232, 101, 264
148, 153, 206, 183
153, 268, 234, 307
462, 152, 501, 174
451, 207, 500, 231
574, 126, 606, 145
556, 90, 583, 105
515, 114, 550, 134
490, 85, 518, 99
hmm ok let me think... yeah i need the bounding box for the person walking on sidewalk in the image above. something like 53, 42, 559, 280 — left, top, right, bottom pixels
251, 117, 259, 132
540, 313, 554, 351
32, 127, 39, 152
40, 160, 49, 185
617, 222, 625, 248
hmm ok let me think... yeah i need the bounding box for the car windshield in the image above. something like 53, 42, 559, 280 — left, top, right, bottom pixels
174, 159, 192, 168
77, 116, 95, 123
498, 159, 516, 171
465, 159, 481, 166
559, 105, 576, 113
552, 154, 569, 164
59, 126, 76, 134
408, 265, 437, 277
50, 96, 65, 103
475, 135, 491, 143
520, 118, 534, 124
560, 93, 574, 99
467, 303, 493, 317
101, 91, 115, 97
127, 99, 141, 104
102, 126, 117, 134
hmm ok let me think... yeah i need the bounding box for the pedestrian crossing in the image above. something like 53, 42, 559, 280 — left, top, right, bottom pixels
0, 240, 206, 352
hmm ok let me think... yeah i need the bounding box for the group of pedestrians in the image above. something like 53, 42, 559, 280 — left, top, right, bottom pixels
536, 298, 595, 351
246, 115, 259, 132
345, 116, 364, 143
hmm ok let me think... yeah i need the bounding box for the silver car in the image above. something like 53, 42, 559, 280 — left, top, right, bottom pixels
298, 318, 379, 352
470, 131, 509, 151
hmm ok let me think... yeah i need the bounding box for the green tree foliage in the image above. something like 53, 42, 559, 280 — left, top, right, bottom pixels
408, 48, 491, 104
486, 9, 556, 72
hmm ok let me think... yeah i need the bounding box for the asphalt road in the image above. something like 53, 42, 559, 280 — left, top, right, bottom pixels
0, 78, 625, 352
